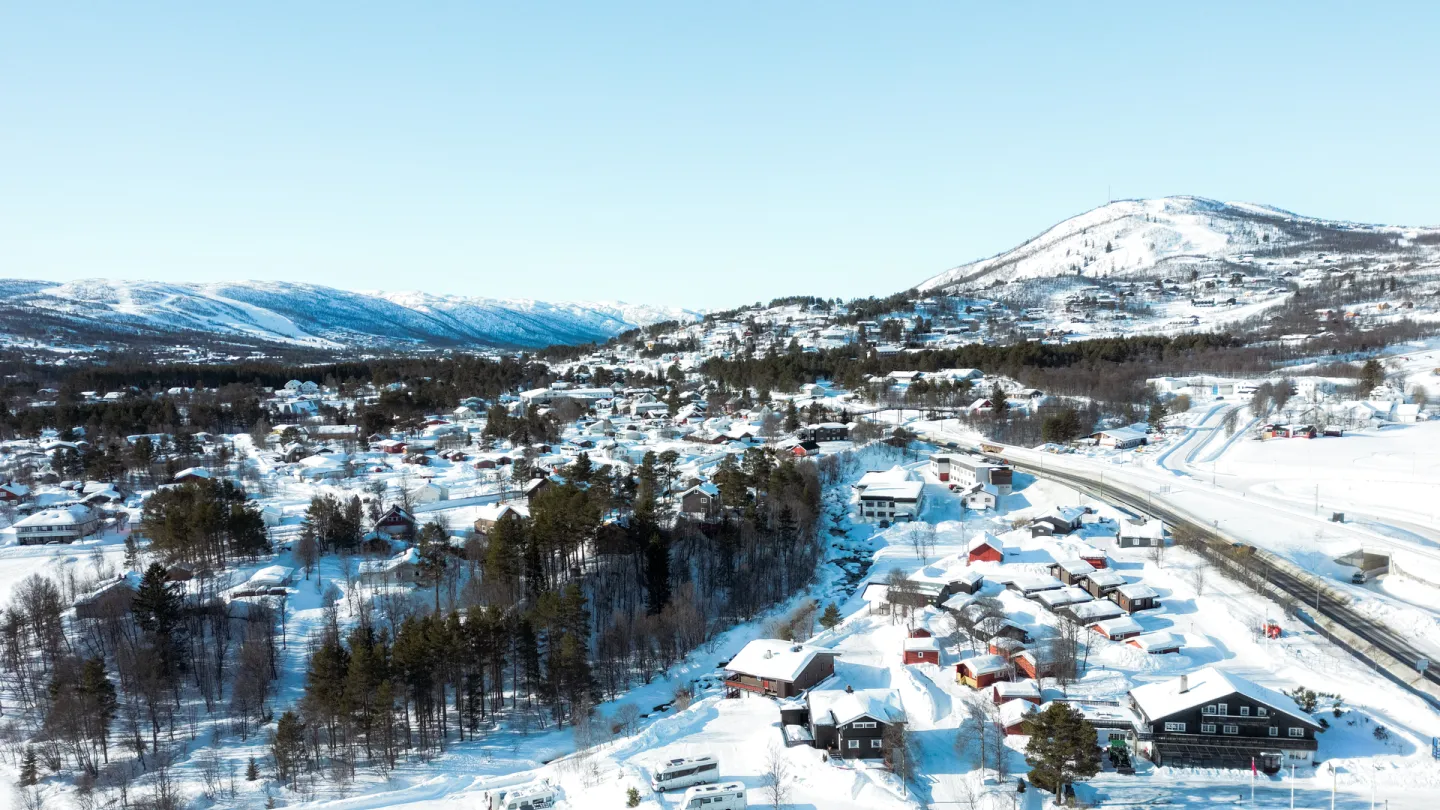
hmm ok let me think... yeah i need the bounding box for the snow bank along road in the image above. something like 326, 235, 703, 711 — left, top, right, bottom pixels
917, 430, 1440, 709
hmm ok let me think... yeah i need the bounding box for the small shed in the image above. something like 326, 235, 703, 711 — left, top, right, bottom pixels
902, 630, 941, 666
1112, 583, 1160, 613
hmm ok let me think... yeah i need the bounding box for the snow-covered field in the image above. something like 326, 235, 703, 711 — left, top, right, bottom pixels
17, 440, 1423, 810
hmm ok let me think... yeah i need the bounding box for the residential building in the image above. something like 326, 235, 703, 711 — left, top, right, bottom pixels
1128, 667, 1322, 770
853, 467, 925, 523
14, 505, 103, 545
805, 686, 906, 759
724, 639, 838, 698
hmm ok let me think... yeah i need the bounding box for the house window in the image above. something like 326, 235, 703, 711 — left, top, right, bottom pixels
852, 721, 877, 730
1223, 725, 1239, 735
1258, 707, 1268, 717
1217, 703, 1228, 716
1164, 722, 1185, 732
1240, 707, 1250, 716
1269, 727, 1278, 737
847, 740, 859, 749
870, 739, 883, 749
1201, 724, 1216, 734
1289, 728, 1306, 738
1202, 705, 1216, 715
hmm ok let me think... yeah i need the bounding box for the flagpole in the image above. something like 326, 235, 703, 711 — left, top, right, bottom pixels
1251, 757, 1256, 804
1296, 755, 1307, 807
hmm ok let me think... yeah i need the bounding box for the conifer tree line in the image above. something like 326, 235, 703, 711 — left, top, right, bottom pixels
0, 449, 821, 798
283, 443, 822, 780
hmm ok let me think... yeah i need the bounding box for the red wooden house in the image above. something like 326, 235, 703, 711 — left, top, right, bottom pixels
956, 654, 1011, 689
903, 629, 940, 665
966, 534, 1004, 565
1012, 650, 1053, 680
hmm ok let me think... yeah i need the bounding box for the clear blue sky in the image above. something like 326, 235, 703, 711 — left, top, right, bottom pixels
3, 4, 1437, 308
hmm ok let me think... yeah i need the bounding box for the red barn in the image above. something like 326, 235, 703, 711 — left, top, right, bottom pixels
967, 534, 1004, 565
903, 629, 940, 665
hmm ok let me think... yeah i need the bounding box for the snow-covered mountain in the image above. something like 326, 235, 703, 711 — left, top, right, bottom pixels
919, 196, 1440, 292
0, 278, 699, 352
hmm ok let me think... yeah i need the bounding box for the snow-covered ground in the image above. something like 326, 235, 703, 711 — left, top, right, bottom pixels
55, 442, 1426, 810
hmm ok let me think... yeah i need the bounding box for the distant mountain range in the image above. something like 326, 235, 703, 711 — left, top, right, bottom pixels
919, 196, 1440, 292
0, 279, 700, 353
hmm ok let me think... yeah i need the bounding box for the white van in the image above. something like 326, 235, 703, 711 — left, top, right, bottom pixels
650, 754, 720, 792
678, 781, 746, 809
486, 782, 557, 810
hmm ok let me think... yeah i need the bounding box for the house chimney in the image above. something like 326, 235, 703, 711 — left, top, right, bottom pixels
845, 684, 854, 694
1179, 674, 1189, 693
763, 650, 773, 659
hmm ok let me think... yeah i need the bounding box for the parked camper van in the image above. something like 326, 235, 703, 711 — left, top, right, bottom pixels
650, 754, 720, 792
678, 781, 746, 810
485, 782, 557, 810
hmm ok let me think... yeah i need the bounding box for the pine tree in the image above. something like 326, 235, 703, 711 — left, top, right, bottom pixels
417, 521, 450, 613
18, 746, 37, 786
79, 657, 117, 763
246, 756, 260, 781
1022, 702, 1100, 797
626, 786, 641, 807
132, 562, 186, 682
819, 602, 843, 630
271, 711, 308, 789
123, 535, 140, 572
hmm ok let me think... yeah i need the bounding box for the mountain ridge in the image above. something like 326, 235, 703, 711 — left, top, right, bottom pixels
918, 195, 1440, 292
0, 278, 699, 353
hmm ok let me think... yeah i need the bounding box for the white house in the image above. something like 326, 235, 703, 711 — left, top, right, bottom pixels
853, 467, 925, 523
15, 506, 103, 545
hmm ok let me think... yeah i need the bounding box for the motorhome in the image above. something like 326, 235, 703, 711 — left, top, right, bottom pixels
650, 754, 720, 792
484, 782, 557, 810
678, 781, 746, 810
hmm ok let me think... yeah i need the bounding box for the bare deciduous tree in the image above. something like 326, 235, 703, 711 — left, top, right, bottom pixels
760, 744, 792, 809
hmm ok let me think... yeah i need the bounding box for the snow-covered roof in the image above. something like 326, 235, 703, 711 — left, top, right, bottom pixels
1068, 601, 1125, 622
474, 502, 530, 523
1129, 667, 1318, 727
1036, 586, 1093, 608
1128, 631, 1183, 652
808, 687, 905, 727
1119, 518, 1165, 540
941, 593, 977, 612
903, 636, 940, 652
725, 639, 835, 683
1051, 558, 1096, 576
999, 699, 1036, 727
14, 504, 95, 529
1008, 574, 1063, 593
1091, 617, 1143, 636
957, 653, 1009, 675
1085, 570, 1126, 589
174, 466, 211, 480
993, 679, 1040, 699
246, 565, 293, 589
967, 532, 1004, 553
861, 582, 890, 604
1116, 583, 1158, 600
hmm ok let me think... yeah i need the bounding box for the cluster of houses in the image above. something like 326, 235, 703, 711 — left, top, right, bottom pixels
3, 478, 130, 545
